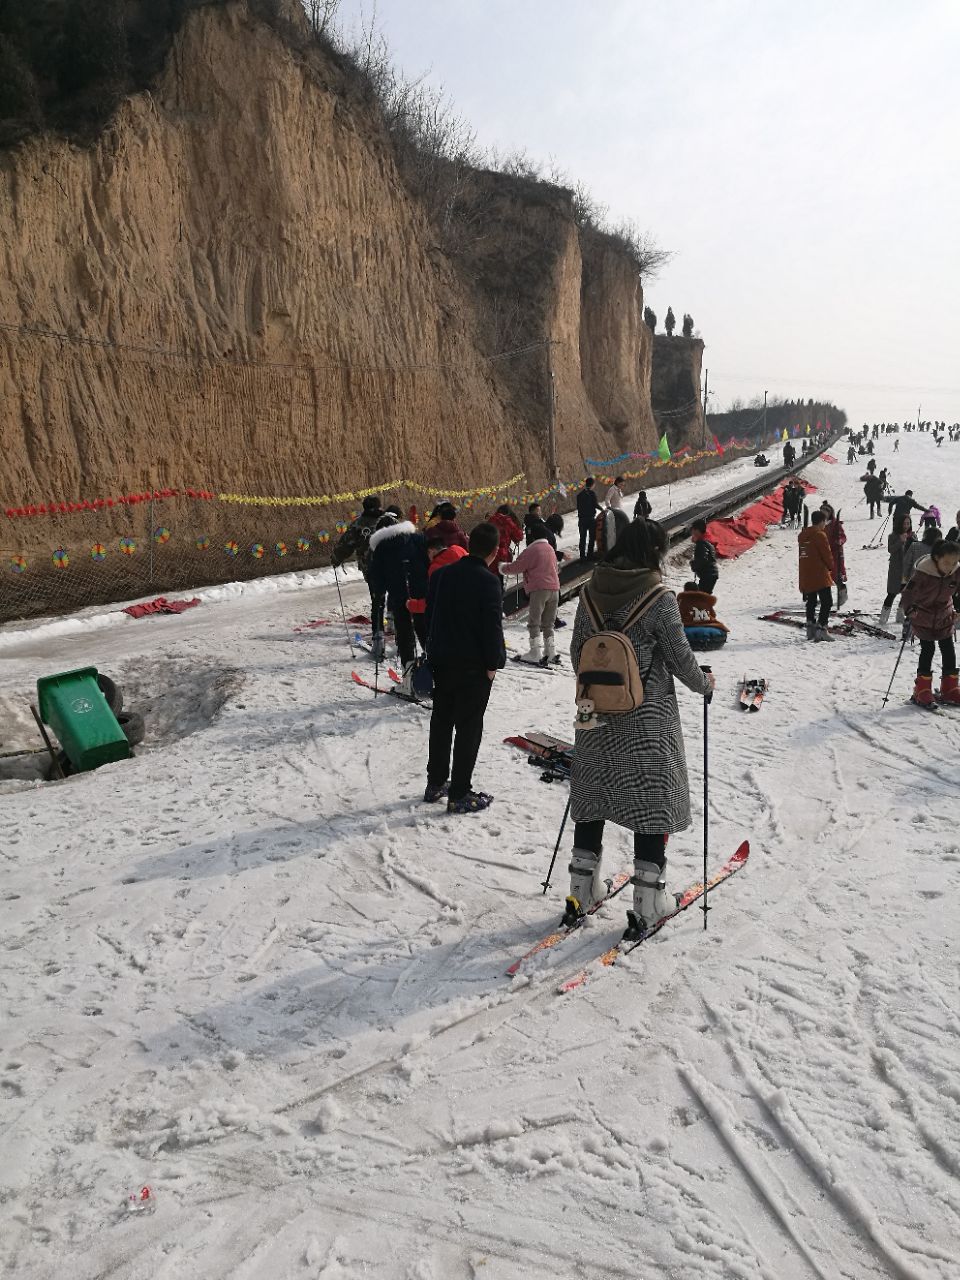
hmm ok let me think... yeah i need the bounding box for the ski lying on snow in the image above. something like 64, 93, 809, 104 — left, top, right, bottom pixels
557, 841, 750, 994
759, 611, 854, 637
505, 873, 631, 977
739, 678, 767, 711
509, 655, 562, 672
350, 669, 427, 706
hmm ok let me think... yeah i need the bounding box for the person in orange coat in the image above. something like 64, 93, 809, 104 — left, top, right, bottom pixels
798, 510, 835, 641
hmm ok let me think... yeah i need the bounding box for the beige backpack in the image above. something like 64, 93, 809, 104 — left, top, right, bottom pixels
574, 585, 668, 727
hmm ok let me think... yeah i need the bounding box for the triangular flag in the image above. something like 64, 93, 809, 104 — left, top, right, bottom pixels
713, 434, 724, 456
781, 427, 788, 442
657, 433, 671, 462
806, 424, 811, 434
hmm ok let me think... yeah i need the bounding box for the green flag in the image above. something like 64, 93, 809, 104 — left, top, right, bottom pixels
658, 433, 671, 462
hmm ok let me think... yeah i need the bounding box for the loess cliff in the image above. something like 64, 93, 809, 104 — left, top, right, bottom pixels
0, 0, 658, 532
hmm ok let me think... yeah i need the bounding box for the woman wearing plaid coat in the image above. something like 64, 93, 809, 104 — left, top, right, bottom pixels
565, 521, 715, 941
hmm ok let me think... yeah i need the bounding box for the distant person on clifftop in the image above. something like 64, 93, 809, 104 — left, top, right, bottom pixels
576, 477, 602, 560
605, 476, 625, 510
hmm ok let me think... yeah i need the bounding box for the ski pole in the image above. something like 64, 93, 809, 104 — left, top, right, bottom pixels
881, 634, 909, 708
542, 793, 572, 895
700, 666, 712, 929
333, 563, 356, 659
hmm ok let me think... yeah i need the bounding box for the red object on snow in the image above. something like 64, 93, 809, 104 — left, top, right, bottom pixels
821, 453, 838, 463
706, 480, 816, 560
122, 596, 201, 619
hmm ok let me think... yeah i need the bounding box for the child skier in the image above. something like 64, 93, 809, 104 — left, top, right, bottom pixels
689, 518, 719, 594
499, 525, 562, 664
901, 540, 960, 707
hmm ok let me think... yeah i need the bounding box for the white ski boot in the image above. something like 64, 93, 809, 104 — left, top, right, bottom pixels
878, 604, 891, 627
541, 635, 560, 666
805, 622, 817, 640
517, 638, 543, 664
562, 847, 605, 927
623, 859, 679, 941
399, 661, 415, 696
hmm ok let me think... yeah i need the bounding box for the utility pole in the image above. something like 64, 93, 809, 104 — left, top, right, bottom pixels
763, 389, 768, 442
702, 368, 709, 447
546, 343, 559, 483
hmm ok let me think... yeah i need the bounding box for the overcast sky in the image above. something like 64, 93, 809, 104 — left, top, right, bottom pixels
330, 0, 960, 428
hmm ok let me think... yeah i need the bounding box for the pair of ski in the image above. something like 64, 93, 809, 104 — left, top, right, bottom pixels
510, 655, 562, 673
507, 842, 750, 992
739, 678, 767, 712
504, 732, 573, 781
350, 669, 426, 706
759, 611, 895, 640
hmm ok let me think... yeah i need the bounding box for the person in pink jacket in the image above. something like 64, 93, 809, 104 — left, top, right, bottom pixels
500, 529, 562, 664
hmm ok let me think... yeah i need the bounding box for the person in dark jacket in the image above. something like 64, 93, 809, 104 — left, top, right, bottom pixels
886, 490, 927, 525
331, 495, 384, 591
689, 518, 719, 594
863, 474, 884, 518
880, 515, 915, 623
424, 522, 506, 813
576, 478, 602, 560
367, 514, 429, 692
633, 490, 652, 521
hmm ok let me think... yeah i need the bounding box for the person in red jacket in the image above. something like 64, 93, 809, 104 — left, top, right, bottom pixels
488, 505, 523, 572
407, 530, 469, 618
901, 540, 960, 707
425, 502, 469, 550
798, 510, 835, 641
820, 501, 848, 607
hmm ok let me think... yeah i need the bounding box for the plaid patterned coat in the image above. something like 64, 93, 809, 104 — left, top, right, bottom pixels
570, 589, 712, 834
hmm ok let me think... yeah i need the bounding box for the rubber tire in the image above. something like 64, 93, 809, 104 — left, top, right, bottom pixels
46, 750, 73, 782
97, 673, 123, 715
117, 710, 146, 748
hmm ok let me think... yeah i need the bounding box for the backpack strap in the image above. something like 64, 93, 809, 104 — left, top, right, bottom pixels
581, 584, 668, 634
619, 585, 669, 632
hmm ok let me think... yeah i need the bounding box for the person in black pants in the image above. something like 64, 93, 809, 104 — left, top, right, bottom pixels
689, 518, 719, 595
424, 522, 506, 814
576, 477, 601, 560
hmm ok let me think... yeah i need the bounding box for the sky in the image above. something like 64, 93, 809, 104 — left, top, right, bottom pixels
327, 0, 960, 428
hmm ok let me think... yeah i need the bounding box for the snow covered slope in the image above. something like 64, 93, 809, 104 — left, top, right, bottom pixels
2, 435, 959, 1279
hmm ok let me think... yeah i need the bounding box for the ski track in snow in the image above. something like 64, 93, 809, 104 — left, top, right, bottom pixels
2, 442, 959, 1278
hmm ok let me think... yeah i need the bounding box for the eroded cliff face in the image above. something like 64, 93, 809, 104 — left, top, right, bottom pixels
0, 0, 657, 555
651, 335, 706, 447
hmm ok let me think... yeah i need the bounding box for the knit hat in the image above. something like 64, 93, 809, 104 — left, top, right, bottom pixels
362, 495, 382, 513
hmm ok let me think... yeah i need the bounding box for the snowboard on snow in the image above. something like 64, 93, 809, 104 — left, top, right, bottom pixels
739, 677, 767, 711
557, 841, 750, 993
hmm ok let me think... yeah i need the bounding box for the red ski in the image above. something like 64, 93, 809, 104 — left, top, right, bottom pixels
505, 873, 631, 977
557, 842, 750, 993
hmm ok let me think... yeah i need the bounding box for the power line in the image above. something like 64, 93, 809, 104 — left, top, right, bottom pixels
706, 371, 960, 394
